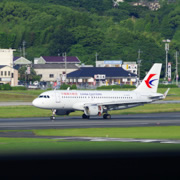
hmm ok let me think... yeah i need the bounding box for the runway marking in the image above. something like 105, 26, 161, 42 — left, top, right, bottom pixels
53, 137, 180, 144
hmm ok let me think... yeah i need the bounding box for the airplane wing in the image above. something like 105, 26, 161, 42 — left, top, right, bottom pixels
84, 99, 153, 110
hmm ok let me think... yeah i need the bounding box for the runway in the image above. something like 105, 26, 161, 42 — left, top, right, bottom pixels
0, 112, 180, 130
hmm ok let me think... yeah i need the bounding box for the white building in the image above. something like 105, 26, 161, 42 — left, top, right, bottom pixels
0, 49, 15, 66
33, 64, 79, 83
0, 65, 18, 86
0, 49, 18, 86
96, 60, 137, 74
96, 60, 123, 67
122, 62, 137, 75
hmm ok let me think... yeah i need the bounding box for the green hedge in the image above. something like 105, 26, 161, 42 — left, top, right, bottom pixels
97, 85, 136, 90
0, 84, 27, 90
60, 84, 77, 90
158, 84, 178, 88
0, 84, 12, 90
11, 86, 27, 90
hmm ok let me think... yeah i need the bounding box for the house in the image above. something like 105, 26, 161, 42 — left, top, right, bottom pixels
0, 49, 18, 86
67, 67, 137, 88
33, 63, 79, 83
0, 65, 18, 86
96, 60, 137, 74
13, 57, 32, 66
34, 56, 80, 64
33, 56, 81, 83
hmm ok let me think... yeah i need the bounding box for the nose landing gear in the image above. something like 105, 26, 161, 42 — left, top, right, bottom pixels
50, 109, 56, 120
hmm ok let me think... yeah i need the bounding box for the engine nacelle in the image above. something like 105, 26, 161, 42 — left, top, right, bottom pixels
84, 105, 103, 116
55, 109, 74, 115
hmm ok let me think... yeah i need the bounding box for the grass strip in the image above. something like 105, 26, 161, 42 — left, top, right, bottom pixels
33, 126, 180, 139
0, 103, 180, 118
0, 137, 180, 155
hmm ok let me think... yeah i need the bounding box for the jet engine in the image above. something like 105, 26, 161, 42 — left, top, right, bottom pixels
55, 109, 74, 115
84, 105, 103, 116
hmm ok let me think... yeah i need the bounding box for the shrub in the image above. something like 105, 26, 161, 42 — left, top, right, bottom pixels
60, 84, 71, 90
158, 84, 178, 88
1, 84, 12, 90
97, 84, 136, 90
11, 86, 27, 90
71, 84, 77, 90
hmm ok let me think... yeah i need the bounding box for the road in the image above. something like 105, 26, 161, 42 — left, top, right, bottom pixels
0, 112, 180, 130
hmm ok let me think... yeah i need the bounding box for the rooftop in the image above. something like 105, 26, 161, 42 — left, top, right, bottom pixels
42, 56, 80, 63
67, 67, 137, 78
33, 63, 79, 69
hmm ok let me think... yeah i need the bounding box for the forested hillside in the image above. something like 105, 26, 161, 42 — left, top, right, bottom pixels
0, 0, 180, 77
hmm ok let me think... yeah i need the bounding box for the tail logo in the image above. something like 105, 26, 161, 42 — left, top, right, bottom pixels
145, 74, 158, 88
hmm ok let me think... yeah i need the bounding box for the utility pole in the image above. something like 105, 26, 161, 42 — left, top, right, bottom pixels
175, 51, 179, 86
19, 47, 22, 57
137, 49, 143, 80
95, 52, 98, 67
22, 40, 26, 58
63, 52, 67, 83
162, 39, 171, 79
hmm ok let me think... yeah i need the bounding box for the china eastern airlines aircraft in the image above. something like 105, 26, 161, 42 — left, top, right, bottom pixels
32, 63, 169, 120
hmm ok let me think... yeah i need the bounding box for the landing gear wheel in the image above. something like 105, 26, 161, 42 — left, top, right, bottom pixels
50, 109, 56, 121
50, 116, 56, 120
103, 114, 111, 119
82, 114, 90, 119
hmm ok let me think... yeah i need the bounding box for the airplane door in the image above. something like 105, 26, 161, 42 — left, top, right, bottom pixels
55, 91, 60, 103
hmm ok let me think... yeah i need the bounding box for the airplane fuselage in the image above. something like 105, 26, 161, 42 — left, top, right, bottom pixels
33, 90, 161, 110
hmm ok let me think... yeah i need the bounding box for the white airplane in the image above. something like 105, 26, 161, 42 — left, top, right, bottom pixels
32, 63, 169, 120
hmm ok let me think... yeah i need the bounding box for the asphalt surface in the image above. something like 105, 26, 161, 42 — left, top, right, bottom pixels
0, 112, 180, 130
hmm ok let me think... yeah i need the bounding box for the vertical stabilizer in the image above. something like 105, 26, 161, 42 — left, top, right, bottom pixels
135, 63, 162, 93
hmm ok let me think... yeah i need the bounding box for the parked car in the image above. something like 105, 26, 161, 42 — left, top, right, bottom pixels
162, 81, 168, 85
33, 81, 39, 86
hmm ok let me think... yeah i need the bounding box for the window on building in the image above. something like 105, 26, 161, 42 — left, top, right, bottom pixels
38, 74, 42, 78
8, 71, 10, 76
49, 74, 54, 78
1, 71, 3, 76
4, 71, 7, 76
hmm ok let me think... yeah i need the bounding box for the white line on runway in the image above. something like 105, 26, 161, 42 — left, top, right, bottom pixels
53, 137, 180, 144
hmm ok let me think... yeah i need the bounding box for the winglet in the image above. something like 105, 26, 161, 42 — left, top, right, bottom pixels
163, 88, 170, 99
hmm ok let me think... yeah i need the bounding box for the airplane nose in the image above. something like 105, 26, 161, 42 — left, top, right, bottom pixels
32, 98, 38, 107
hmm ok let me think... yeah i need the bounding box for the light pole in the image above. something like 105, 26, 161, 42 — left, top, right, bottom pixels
175, 51, 179, 86
162, 39, 171, 79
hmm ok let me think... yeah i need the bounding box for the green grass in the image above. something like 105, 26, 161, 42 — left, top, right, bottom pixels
0, 90, 45, 102
0, 137, 180, 155
0, 103, 180, 118
0, 106, 51, 118
33, 126, 180, 139
1, 126, 180, 155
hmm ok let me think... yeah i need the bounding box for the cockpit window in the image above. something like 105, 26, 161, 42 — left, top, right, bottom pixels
39, 95, 50, 98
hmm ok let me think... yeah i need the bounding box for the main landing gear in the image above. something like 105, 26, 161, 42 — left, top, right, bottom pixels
103, 114, 111, 119
50, 109, 56, 120
82, 113, 111, 119
82, 114, 90, 119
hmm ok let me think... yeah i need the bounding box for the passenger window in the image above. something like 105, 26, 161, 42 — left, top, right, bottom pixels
47, 95, 50, 98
